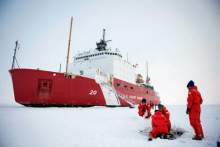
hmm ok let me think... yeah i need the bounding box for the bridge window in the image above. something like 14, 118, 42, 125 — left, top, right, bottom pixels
124, 85, 128, 88
130, 87, 133, 89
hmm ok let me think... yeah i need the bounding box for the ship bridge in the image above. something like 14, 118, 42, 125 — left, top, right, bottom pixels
68, 48, 136, 84
68, 29, 136, 85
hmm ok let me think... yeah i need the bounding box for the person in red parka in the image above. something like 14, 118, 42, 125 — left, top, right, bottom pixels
186, 80, 204, 140
158, 104, 171, 132
148, 110, 170, 141
138, 99, 151, 119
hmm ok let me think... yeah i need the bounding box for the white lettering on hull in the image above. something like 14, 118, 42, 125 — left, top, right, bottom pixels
89, 90, 97, 95
137, 96, 143, 100
129, 95, 136, 99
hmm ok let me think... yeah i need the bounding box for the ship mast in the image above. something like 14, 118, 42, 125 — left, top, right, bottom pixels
11, 40, 19, 69
103, 29, 105, 40
96, 29, 111, 51
66, 17, 73, 73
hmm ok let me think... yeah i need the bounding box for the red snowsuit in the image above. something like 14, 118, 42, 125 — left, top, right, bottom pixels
161, 105, 171, 132
138, 103, 151, 118
149, 111, 170, 138
187, 86, 204, 138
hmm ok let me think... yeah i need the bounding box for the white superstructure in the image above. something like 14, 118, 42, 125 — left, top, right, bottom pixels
68, 48, 136, 84
66, 29, 158, 106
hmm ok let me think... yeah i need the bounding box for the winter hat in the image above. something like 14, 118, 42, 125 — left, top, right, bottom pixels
142, 99, 146, 103
187, 80, 194, 87
158, 104, 162, 108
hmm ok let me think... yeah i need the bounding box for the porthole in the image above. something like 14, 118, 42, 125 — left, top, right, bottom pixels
117, 83, 121, 88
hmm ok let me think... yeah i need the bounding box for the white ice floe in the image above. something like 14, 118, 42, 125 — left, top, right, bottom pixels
0, 104, 219, 147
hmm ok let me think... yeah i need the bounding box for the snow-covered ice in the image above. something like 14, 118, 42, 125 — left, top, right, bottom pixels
0, 104, 219, 147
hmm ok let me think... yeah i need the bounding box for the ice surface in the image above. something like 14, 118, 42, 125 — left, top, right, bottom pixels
0, 104, 219, 147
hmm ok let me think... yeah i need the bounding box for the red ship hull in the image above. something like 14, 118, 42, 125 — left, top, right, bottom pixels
9, 69, 160, 107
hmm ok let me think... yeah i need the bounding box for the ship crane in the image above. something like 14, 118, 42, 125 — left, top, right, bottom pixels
146, 61, 150, 84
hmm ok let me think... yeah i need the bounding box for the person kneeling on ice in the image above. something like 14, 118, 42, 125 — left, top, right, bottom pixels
138, 99, 151, 119
148, 110, 172, 141
158, 104, 171, 132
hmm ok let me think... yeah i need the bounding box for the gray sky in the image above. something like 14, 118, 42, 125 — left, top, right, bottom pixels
0, 0, 220, 105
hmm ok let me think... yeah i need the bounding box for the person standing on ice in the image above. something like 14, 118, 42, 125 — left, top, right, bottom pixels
148, 110, 171, 141
186, 80, 204, 140
158, 104, 171, 132
138, 99, 151, 119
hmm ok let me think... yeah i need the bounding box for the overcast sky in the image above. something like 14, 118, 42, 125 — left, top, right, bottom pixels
0, 0, 220, 105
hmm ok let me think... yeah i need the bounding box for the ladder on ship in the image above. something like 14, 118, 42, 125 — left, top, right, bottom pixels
101, 84, 135, 106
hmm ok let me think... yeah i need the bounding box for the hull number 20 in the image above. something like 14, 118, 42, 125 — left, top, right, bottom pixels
89, 90, 97, 95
